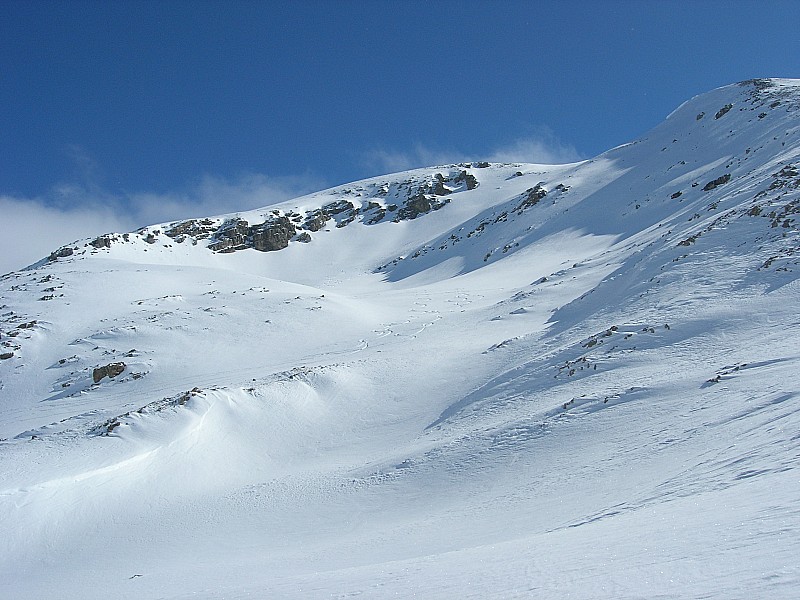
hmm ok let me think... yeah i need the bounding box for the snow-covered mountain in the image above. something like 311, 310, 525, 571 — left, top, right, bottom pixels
2, 78, 799, 599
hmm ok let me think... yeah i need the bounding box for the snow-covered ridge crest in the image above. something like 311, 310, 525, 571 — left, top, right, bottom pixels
40, 78, 800, 277
44, 164, 483, 261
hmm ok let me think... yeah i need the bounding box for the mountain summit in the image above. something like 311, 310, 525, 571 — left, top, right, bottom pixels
2, 79, 799, 599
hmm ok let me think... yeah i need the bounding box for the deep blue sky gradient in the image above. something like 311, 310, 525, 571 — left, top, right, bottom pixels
2, 0, 799, 202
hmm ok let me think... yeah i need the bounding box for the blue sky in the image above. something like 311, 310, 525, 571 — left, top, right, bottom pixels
1, 0, 799, 273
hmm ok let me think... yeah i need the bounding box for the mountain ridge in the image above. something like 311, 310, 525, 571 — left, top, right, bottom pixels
1, 78, 799, 599
38, 78, 800, 284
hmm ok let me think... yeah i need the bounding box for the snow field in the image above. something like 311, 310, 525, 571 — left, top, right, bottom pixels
1, 79, 799, 598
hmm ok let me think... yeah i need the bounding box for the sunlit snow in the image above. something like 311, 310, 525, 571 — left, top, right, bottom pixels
1, 79, 799, 599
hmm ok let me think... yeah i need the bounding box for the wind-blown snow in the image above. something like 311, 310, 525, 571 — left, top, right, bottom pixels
1, 78, 799, 598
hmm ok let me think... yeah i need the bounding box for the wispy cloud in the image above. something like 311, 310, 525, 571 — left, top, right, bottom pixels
486, 133, 582, 165
363, 131, 583, 175
0, 170, 324, 275
124, 171, 325, 226
365, 144, 470, 174
0, 195, 133, 275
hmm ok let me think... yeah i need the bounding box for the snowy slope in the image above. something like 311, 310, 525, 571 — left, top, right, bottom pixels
1, 78, 799, 599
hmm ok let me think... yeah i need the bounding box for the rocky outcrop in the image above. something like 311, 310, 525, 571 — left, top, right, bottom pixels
120, 165, 484, 257
207, 217, 297, 253
433, 174, 452, 196
321, 199, 356, 216
395, 193, 450, 221
714, 104, 733, 119
93, 362, 126, 383
165, 218, 218, 240
301, 200, 358, 231
251, 217, 296, 251
48, 247, 74, 261
454, 169, 479, 190
365, 209, 386, 225
90, 236, 112, 249
514, 184, 548, 213
208, 219, 250, 252
303, 211, 330, 232
397, 193, 433, 220
703, 174, 731, 191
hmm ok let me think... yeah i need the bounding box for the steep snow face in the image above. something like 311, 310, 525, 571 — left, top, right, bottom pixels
1, 79, 799, 599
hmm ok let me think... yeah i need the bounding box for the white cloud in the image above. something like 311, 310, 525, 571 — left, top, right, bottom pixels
363, 132, 583, 176
486, 134, 582, 165
0, 171, 324, 275
364, 144, 470, 174
0, 195, 133, 275
125, 171, 325, 226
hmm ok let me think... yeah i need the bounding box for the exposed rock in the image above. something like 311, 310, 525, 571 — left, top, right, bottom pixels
454, 169, 479, 190
93, 362, 126, 383
208, 219, 250, 252
0, 352, 13, 360
775, 165, 799, 178
303, 211, 330, 232
48, 247, 74, 261
397, 193, 433, 220
365, 209, 387, 225
740, 78, 774, 91
112, 167, 475, 257
433, 174, 452, 196
703, 174, 731, 191
251, 217, 296, 251
336, 215, 357, 228
714, 104, 733, 119
90, 236, 112, 249
321, 199, 356, 215
165, 218, 217, 240
514, 184, 548, 212
305, 200, 359, 229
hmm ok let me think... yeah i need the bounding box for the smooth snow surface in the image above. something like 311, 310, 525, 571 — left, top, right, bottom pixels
2, 79, 800, 598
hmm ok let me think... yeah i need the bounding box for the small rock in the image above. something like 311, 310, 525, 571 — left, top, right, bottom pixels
93, 362, 126, 383
714, 104, 733, 119
702, 174, 731, 191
